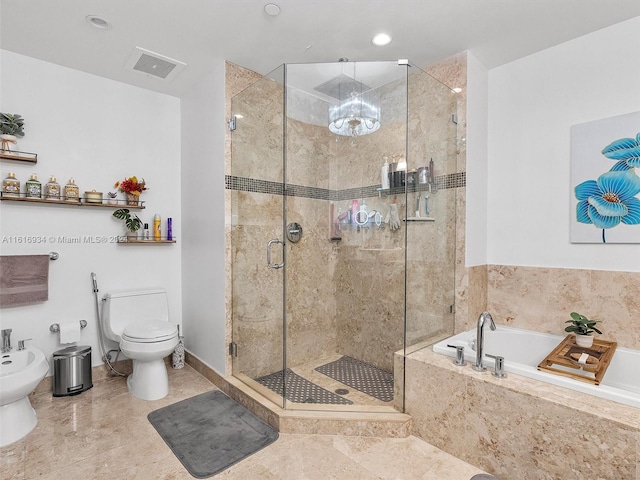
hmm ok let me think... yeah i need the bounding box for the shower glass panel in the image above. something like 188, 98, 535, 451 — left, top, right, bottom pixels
404, 67, 458, 355
229, 60, 457, 413
230, 65, 286, 409
283, 61, 408, 411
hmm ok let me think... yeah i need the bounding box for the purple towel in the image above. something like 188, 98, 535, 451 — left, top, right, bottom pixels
0, 255, 49, 307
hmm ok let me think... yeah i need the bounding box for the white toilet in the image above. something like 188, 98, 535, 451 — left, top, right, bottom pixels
102, 288, 179, 400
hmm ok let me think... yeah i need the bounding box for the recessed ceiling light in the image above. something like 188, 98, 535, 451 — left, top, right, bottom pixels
86, 15, 111, 30
372, 33, 392, 46
264, 3, 281, 16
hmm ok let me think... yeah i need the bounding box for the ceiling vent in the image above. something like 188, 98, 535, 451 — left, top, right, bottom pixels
125, 47, 186, 81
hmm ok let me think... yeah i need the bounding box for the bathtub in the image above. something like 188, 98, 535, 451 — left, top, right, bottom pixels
433, 325, 640, 408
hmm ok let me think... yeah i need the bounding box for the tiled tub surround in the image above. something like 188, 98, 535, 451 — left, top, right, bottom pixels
478, 264, 640, 352
404, 348, 639, 480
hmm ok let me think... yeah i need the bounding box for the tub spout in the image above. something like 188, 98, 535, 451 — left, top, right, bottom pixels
472, 311, 496, 372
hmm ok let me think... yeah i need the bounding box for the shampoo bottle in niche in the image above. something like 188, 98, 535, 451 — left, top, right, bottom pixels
381, 156, 390, 190
351, 199, 359, 224
153, 214, 161, 241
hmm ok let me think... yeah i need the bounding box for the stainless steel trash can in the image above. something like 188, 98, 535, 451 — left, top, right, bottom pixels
52, 345, 93, 397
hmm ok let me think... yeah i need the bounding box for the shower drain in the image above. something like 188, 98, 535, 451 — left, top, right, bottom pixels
335, 388, 349, 395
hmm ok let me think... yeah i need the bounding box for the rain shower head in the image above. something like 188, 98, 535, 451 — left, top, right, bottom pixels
313, 74, 372, 100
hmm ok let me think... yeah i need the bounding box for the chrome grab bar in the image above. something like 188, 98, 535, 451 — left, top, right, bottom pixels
266, 238, 284, 269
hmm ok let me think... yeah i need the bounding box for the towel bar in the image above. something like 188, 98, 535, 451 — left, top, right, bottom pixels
49, 319, 87, 333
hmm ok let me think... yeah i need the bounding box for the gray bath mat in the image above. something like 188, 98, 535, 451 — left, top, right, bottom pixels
147, 390, 278, 478
255, 368, 353, 405
315, 355, 394, 402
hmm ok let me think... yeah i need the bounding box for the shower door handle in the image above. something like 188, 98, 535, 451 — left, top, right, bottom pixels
266, 239, 284, 269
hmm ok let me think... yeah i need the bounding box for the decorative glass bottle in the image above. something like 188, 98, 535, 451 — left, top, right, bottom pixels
2, 172, 20, 197
64, 178, 80, 202
25, 174, 42, 198
45, 176, 61, 199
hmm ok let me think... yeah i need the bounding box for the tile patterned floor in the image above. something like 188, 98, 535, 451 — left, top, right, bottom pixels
0, 365, 487, 479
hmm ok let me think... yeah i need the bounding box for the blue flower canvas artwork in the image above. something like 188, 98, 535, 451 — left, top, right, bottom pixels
571, 111, 640, 243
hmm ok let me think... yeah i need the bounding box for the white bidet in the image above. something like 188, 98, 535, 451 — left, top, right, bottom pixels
0, 346, 49, 446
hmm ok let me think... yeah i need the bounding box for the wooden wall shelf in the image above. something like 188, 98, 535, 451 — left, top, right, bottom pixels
0, 194, 145, 209
0, 151, 38, 163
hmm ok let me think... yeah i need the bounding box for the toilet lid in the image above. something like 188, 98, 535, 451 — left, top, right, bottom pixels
122, 321, 177, 343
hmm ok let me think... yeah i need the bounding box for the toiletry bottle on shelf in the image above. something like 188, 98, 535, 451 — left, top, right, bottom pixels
167, 218, 173, 241
45, 176, 60, 199
153, 214, 161, 241
25, 174, 42, 198
64, 178, 79, 202
397, 156, 407, 187
143, 223, 150, 240
381, 157, 390, 190
3, 172, 20, 197
388, 162, 398, 188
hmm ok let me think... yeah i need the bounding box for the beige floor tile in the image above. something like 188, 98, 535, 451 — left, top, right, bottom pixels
0, 364, 487, 480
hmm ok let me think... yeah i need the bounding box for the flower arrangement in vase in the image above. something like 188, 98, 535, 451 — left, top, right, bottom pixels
114, 176, 147, 206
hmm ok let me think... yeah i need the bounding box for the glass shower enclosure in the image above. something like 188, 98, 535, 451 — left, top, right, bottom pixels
229, 60, 457, 412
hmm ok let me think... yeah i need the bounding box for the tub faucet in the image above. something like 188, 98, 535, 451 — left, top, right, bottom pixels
472, 311, 496, 371
1, 329, 12, 353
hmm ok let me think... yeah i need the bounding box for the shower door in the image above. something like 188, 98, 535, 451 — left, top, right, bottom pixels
229, 65, 286, 408
282, 61, 410, 411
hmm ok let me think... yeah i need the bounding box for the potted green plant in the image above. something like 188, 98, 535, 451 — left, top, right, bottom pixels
113, 208, 142, 241
564, 312, 602, 347
0, 113, 25, 152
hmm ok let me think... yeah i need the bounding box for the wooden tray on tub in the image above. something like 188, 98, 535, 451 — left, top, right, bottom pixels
537, 335, 617, 385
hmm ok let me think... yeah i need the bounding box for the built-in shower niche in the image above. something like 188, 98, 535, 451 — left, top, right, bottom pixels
229, 60, 457, 412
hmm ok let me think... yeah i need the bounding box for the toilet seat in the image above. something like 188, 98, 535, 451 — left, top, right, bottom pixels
122, 321, 177, 343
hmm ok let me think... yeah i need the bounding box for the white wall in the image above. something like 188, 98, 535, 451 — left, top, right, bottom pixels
486, 17, 640, 271
180, 60, 227, 373
0, 51, 182, 372
465, 51, 489, 266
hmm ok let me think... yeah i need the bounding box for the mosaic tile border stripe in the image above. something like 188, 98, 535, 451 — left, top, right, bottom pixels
225, 171, 465, 200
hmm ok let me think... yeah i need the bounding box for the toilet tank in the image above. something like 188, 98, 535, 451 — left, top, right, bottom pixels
102, 288, 169, 341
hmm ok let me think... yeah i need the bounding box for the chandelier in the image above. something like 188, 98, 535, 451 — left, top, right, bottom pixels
328, 90, 380, 137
